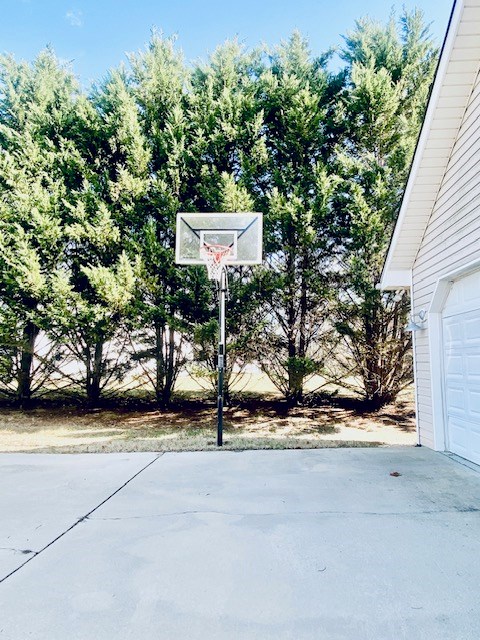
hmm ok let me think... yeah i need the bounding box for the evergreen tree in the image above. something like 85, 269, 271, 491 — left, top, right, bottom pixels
256, 33, 341, 404
0, 50, 78, 402
127, 34, 211, 406
185, 41, 268, 398
0, 18, 440, 408
44, 69, 147, 403
331, 10, 437, 407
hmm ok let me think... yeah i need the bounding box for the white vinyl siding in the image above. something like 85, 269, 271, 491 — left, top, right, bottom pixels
381, 2, 480, 288
412, 68, 480, 447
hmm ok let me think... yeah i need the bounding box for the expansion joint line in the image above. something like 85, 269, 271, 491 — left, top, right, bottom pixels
0, 453, 163, 584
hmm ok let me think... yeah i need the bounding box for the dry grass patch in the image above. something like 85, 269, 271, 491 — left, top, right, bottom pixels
0, 393, 416, 453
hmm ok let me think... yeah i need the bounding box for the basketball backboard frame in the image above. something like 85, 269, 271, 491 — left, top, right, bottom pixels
175, 212, 263, 266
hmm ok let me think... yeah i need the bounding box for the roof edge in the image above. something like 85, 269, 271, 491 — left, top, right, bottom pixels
378, 269, 411, 291
380, 0, 462, 290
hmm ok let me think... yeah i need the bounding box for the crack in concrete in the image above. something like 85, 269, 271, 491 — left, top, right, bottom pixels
0, 453, 163, 585
0, 548, 36, 555
89, 506, 480, 520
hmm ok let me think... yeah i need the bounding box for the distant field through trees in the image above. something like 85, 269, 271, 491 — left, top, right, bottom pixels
0, 11, 438, 408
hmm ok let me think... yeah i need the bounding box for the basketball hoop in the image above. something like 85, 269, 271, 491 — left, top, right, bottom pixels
200, 242, 233, 281
175, 212, 263, 447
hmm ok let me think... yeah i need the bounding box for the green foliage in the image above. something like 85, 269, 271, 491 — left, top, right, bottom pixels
0, 49, 79, 401
46, 69, 149, 403
181, 41, 269, 398
219, 172, 254, 212
330, 9, 437, 406
126, 33, 212, 405
0, 15, 440, 407
255, 33, 340, 404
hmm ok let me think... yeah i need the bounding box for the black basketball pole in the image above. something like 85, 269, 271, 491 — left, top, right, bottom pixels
217, 268, 227, 446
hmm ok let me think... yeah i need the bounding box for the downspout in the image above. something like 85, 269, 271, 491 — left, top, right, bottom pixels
410, 268, 421, 447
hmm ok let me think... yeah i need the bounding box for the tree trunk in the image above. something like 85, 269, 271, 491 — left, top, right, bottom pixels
287, 324, 299, 405
164, 324, 176, 406
359, 293, 411, 410
295, 262, 309, 405
86, 341, 103, 405
155, 321, 165, 405
16, 320, 39, 406
286, 239, 302, 405
154, 320, 178, 407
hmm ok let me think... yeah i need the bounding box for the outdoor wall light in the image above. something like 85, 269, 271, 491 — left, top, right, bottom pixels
406, 309, 427, 332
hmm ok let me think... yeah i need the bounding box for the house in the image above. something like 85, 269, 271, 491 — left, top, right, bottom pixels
380, 0, 480, 465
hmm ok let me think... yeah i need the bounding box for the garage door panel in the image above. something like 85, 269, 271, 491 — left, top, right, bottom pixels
443, 317, 464, 345
447, 417, 480, 466
471, 415, 480, 437
448, 417, 469, 455
442, 274, 480, 466
467, 355, 480, 376
445, 386, 466, 414
467, 434, 480, 466
468, 389, 480, 417
462, 272, 480, 304
443, 269, 480, 317
465, 317, 480, 343
445, 354, 463, 375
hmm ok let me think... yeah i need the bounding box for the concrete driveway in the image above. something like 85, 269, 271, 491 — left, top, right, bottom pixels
1, 448, 480, 640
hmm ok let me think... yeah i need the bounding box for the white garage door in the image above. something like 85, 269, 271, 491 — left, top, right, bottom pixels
443, 270, 480, 465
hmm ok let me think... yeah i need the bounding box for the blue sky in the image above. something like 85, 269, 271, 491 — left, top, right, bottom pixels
2, 0, 454, 86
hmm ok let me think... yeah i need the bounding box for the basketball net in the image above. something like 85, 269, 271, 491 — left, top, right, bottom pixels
200, 242, 232, 281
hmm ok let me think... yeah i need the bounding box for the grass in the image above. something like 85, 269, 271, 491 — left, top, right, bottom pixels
0, 391, 416, 454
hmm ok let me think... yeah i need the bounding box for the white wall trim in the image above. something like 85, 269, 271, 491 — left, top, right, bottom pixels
427, 303, 448, 451
410, 270, 421, 447
426, 256, 480, 451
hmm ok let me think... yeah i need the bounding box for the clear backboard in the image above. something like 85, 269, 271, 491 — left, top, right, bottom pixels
175, 212, 263, 266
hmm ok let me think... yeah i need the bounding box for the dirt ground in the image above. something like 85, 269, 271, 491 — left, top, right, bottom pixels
0, 393, 416, 453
